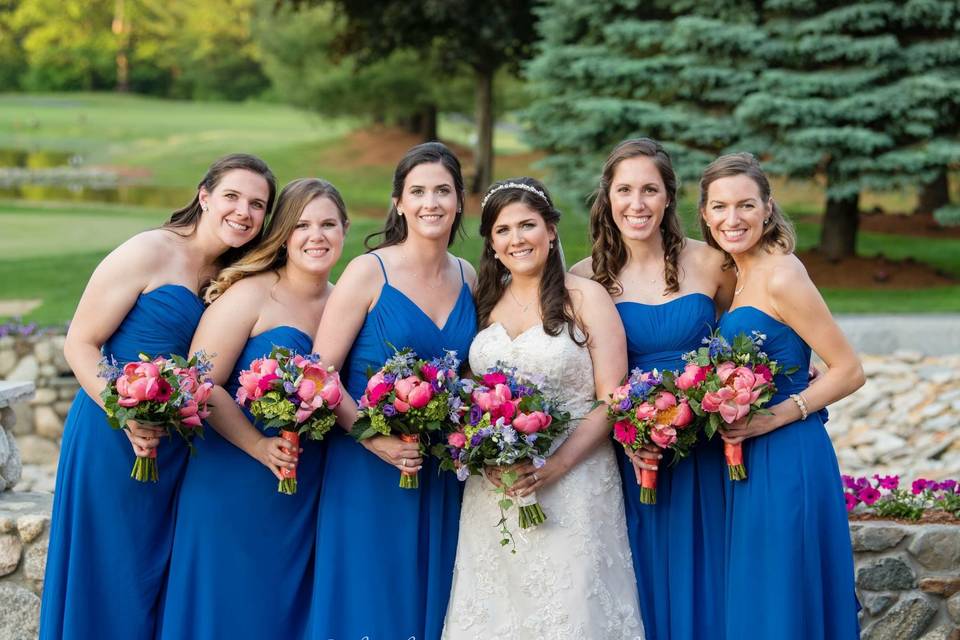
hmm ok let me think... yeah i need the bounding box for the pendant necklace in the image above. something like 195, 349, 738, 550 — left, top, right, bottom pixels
735, 269, 746, 296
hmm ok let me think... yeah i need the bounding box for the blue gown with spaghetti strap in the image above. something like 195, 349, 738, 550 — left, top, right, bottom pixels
616, 293, 726, 640
39, 284, 203, 640
158, 326, 323, 640
308, 254, 476, 640
719, 306, 858, 640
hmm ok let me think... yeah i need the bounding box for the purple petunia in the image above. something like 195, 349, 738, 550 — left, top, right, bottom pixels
382, 404, 397, 417
858, 487, 881, 506
845, 493, 858, 512
874, 474, 899, 490
912, 479, 930, 495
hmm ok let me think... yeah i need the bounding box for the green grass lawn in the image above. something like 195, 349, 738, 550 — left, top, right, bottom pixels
1, 92, 958, 323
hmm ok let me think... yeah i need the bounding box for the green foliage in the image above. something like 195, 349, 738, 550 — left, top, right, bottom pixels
934, 204, 960, 227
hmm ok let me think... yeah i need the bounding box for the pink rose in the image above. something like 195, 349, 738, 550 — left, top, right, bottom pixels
179, 400, 202, 428
718, 400, 749, 424
611, 384, 632, 403
675, 363, 708, 390
366, 371, 386, 394
635, 402, 657, 421
716, 361, 736, 383
393, 399, 410, 413
654, 391, 677, 411
447, 431, 467, 448
513, 411, 552, 434
116, 361, 161, 407
650, 425, 677, 448
237, 370, 264, 404
394, 376, 420, 402
701, 391, 722, 413
193, 381, 213, 407
319, 374, 342, 408
482, 371, 508, 386
408, 381, 434, 409
672, 400, 693, 428
613, 419, 637, 446
255, 358, 279, 377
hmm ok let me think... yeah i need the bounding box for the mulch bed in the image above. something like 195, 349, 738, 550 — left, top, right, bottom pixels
798, 249, 956, 289
858, 210, 960, 239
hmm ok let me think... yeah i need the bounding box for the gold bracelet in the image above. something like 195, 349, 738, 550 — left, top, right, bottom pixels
790, 393, 809, 421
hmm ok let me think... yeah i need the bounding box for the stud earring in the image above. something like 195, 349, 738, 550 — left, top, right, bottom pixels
397, 207, 404, 217
764, 218, 771, 225
549, 242, 554, 250
494, 253, 500, 260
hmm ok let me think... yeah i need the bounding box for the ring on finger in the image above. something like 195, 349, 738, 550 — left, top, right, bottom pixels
532, 472, 539, 482
401, 457, 407, 468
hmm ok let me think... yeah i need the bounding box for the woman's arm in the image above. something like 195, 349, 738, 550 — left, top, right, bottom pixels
722, 259, 865, 444
510, 277, 628, 496
188, 278, 297, 479
312, 255, 421, 472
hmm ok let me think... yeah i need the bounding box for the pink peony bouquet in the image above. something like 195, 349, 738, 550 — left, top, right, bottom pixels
435, 364, 570, 548
99, 352, 214, 482
681, 330, 788, 481
235, 346, 343, 495
352, 348, 466, 489
608, 368, 696, 504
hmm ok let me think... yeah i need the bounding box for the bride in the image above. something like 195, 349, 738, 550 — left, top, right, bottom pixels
443, 178, 644, 639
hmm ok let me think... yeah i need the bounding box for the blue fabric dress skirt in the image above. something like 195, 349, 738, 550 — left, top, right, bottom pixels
616, 293, 726, 640
158, 326, 323, 640
307, 254, 476, 640
719, 306, 858, 639
39, 285, 204, 639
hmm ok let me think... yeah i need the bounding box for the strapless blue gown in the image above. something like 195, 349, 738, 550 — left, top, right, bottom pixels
158, 326, 323, 639
719, 306, 858, 639
616, 293, 726, 640
307, 254, 476, 640
39, 284, 203, 640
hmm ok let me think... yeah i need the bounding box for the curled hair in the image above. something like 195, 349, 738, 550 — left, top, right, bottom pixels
698, 152, 796, 268
365, 142, 465, 250
589, 138, 684, 296
205, 178, 348, 303
476, 177, 586, 346
164, 153, 278, 270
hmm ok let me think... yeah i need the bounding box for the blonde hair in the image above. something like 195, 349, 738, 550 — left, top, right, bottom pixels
205, 178, 348, 303
698, 153, 795, 268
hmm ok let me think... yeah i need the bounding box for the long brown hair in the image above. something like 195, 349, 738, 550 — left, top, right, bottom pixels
589, 138, 684, 296
164, 153, 278, 268
476, 177, 586, 346
698, 152, 796, 269
365, 142, 465, 250
205, 178, 348, 303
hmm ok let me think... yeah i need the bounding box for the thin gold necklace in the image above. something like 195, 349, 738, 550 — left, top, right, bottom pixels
507, 284, 535, 313
734, 269, 746, 296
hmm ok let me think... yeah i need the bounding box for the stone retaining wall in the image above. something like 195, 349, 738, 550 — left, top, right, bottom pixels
852, 520, 960, 640
0, 492, 49, 640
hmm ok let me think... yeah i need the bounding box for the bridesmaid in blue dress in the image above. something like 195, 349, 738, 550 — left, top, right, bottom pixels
158, 178, 349, 639
307, 142, 476, 640
699, 153, 863, 639
572, 138, 735, 640
39, 154, 276, 640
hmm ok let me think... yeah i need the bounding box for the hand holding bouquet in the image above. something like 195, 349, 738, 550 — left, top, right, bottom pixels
435, 364, 570, 549
99, 352, 214, 482
235, 346, 343, 494
681, 330, 789, 480
352, 348, 465, 489
608, 368, 696, 504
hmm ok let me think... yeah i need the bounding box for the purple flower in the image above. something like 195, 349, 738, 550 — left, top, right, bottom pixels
469, 404, 483, 426
858, 487, 881, 506
383, 373, 397, 384
938, 479, 958, 494
845, 493, 858, 512
912, 479, 930, 495
456, 465, 470, 481
383, 404, 397, 417
532, 456, 546, 469
524, 434, 538, 445
874, 474, 899, 490
470, 433, 484, 447
283, 381, 296, 395
618, 398, 632, 412
842, 475, 860, 491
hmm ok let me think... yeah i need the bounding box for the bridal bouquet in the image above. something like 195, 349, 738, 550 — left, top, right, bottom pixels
235, 346, 343, 494
681, 330, 789, 481
99, 352, 214, 482
435, 364, 570, 548
608, 368, 696, 504
352, 348, 466, 489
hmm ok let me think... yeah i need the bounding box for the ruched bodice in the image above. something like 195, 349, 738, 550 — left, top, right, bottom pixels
41, 284, 204, 640
618, 293, 715, 373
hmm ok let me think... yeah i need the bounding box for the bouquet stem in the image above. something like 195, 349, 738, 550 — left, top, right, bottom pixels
278, 430, 300, 495
130, 447, 158, 483
399, 433, 420, 489
516, 491, 546, 529
640, 467, 658, 505
724, 441, 747, 481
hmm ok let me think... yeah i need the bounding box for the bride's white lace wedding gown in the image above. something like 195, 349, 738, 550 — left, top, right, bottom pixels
443, 323, 644, 640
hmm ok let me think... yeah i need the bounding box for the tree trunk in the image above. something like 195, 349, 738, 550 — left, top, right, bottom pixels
916, 170, 949, 214
419, 104, 437, 141
471, 67, 495, 194
819, 193, 860, 261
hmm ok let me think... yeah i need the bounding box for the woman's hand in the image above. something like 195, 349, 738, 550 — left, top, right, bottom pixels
626, 443, 662, 485
253, 436, 300, 481
721, 413, 779, 445
506, 455, 571, 498
124, 420, 165, 457
361, 435, 422, 473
